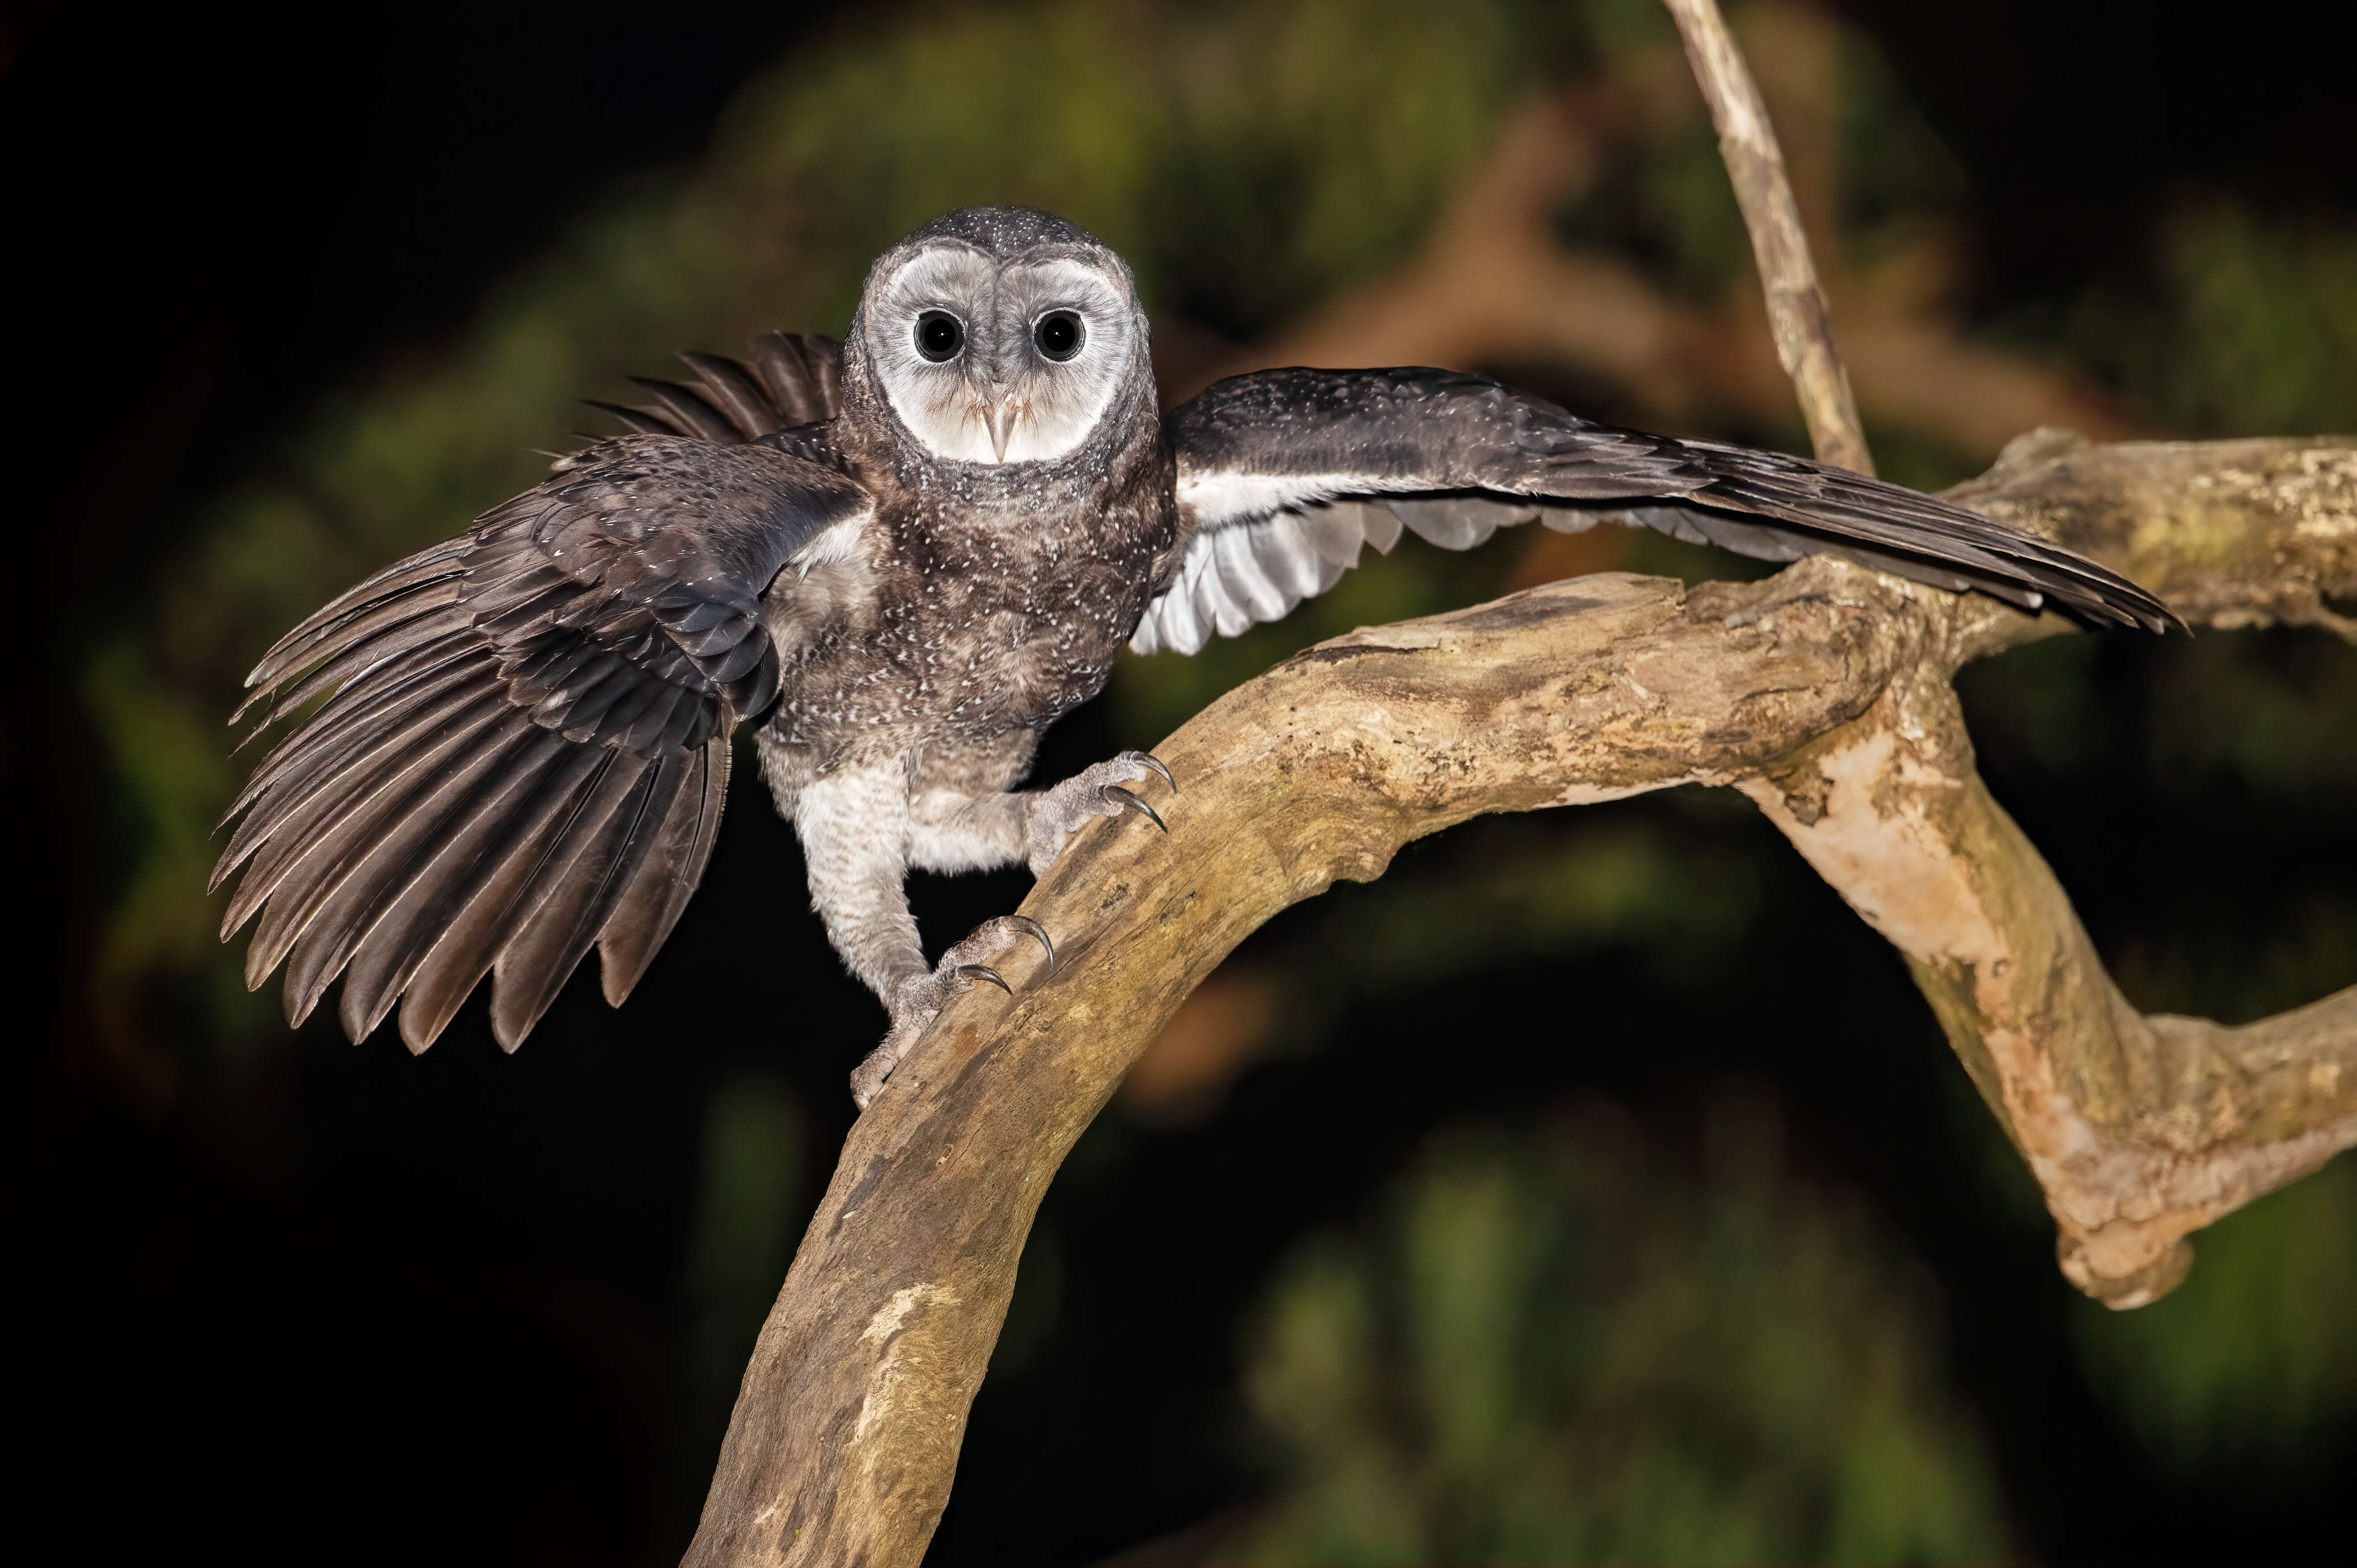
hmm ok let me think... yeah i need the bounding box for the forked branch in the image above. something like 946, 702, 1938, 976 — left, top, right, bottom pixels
685, 10, 2357, 1562
685, 435, 2357, 1566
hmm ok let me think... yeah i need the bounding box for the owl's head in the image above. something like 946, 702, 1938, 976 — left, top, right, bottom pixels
850, 207, 1151, 466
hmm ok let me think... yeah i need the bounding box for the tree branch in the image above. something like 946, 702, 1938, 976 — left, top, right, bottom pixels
685, 437, 2357, 1566
684, 16, 2357, 1557
1738, 646, 2356, 1310
1662, 0, 1873, 472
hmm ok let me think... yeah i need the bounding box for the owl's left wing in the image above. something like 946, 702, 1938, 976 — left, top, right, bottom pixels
1141, 366, 2176, 654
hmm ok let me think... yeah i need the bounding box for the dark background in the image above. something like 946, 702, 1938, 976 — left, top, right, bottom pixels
6, 3, 2351, 1563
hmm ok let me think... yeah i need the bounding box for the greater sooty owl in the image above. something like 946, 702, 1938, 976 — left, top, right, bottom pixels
214, 206, 2175, 1107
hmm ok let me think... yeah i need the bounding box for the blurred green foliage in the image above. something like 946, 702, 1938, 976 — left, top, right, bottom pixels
81, 0, 2357, 1555
1209, 793, 1769, 1089
2073, 204, 2357, 437
678, 1068, 807, 1506
2072, 1157, 2357, 1479
1232, 1095, 2011, 1564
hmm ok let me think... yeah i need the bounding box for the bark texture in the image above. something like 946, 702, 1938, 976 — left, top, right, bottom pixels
683, 433, 2357, 1566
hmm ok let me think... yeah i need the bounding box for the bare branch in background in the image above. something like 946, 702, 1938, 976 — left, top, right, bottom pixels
686, 437, 2357, 1567
1162, 4, 2134, 465
1662, 0, 1870, 471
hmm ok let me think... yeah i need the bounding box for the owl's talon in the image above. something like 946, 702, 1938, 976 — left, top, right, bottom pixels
1102, 785, 1166, 833
1027, 751, 1178, 874
1004, 914, 1056, 970
850, 914, 1056, 1109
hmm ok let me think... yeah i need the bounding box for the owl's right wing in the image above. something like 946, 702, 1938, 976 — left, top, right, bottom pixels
213, 431, 871, 1055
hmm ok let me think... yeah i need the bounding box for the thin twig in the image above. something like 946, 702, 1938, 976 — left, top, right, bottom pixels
1662, 0, 1875, 473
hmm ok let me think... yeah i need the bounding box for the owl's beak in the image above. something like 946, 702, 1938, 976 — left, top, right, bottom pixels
981, 395, 1017, 463
970, 383, 1021, 463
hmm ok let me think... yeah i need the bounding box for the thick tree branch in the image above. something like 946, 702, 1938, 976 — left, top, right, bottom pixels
686, 17, 2355, 1559
686, 438, 2357, 1565
1740, 663, 2356, 1310
1663, 0, 1873, 472
1949, 428, 2357, 640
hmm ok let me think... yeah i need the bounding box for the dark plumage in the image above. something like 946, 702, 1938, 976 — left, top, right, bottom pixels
215, 206, 2177, 1106
213, 434, 863, 1047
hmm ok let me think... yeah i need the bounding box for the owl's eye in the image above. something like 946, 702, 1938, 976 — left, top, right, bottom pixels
1034, 310, 1084, 362
914, 311, 964, 363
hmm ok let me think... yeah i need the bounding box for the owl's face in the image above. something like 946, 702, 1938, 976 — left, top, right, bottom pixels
860, 237, 1145, 466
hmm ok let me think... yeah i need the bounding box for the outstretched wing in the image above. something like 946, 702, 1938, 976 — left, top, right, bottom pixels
215, 433, 870, 1053
1138, 366, 2176, 653
585, 331, 844, 442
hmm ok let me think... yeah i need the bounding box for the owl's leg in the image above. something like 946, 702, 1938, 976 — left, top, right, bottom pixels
903, 786, 1029, 874
905, 750, 1175, 879
797, 764, 1053, 1109
828, 754, 1174, 1109
793, 763, 926, 1001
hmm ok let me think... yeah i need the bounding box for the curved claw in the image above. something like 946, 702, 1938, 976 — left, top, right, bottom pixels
1005, 914, 1056, 971
957, 963, 1011, 995
1102, 784, 1167, 834
1130, 751, 1178, 794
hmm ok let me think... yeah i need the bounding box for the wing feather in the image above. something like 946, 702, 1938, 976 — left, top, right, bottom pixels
396, 747, 623, 1052
1213, 526, 1292, 624
1255, 513, 1341, 601
241, 701, 525, 991
281, 718, 575, 1026
485, 747, 680, 1049
628, 377, 741, 444
596, 735, 730, 1007
678, 351, 785, 438
1194, 546, 1251, 640
220, 634, 487, 840
225, 684, 517, 939
749, 333, 843, 428
587, 333, 845, 443
1298, 502, 1375, 567
243, 540, 473, 695
329, 727, 591, 1042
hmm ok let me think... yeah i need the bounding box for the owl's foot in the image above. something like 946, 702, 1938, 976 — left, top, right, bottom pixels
1026, 750, 1177, 875
848, 915, 1055, 1109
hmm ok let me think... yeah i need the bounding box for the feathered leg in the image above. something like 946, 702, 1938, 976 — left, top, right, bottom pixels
807, 751, 1174, 1107
797, 763, 1051, 1108
906, 750, 1174, 877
